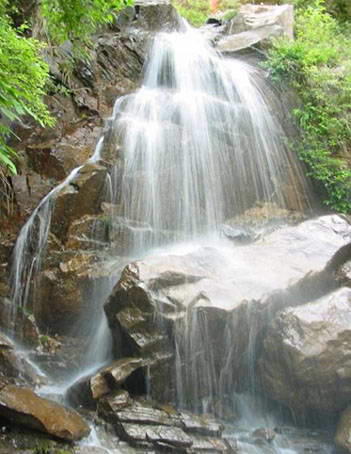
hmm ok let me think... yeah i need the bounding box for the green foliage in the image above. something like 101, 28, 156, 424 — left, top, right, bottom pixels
0, 0, 133, 175
266, 0, 351, 213
40, 0, 133, 49
292, 0, 351, 22
0, 11, 53, 174
173, 0, 238, 27
173, 0, 210, 27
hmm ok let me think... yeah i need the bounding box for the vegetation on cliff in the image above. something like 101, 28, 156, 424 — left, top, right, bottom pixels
173, 0, 238, 26
266, 0, 351, 212
0, 0, 132, 176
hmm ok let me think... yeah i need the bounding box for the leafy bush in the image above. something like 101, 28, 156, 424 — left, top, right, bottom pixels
266, 0, 351, 213
0, 12, 53, 174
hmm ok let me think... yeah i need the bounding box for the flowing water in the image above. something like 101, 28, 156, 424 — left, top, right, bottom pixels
8, 21, 336, 454
114, 28, 309, 252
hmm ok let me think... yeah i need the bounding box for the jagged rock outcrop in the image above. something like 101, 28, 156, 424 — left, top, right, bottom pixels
259, 287, 351, 415
216, 4, 294, 53
105, 215, 351, 413
0, 385, 90, 441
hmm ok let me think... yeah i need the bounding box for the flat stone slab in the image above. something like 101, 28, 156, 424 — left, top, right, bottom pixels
120, 423, 193, 448
114, 401, 174, 426
180, 412, 223, 437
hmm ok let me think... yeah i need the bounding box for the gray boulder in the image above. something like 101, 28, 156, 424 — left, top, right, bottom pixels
105, 215, 351, 414
217, 4, 294, 53
259, 287, 351, 414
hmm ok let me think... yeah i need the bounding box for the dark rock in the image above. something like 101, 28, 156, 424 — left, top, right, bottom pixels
0, 385, 90, 441
133, 3, 181, 33
50, 163, 107, 243
34, 240, 120, 334
34, 258, 91, 334
68, 358, 145, 408
259, 287, 351, 414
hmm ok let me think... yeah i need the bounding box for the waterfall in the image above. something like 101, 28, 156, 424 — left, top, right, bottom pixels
112, 28, 309, 253
8, 21, 324, 454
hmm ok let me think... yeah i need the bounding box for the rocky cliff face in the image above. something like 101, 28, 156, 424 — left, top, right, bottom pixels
1, 3, 351, 453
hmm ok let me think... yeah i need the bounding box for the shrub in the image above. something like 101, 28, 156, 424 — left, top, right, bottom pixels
0, 12, 53, 174
266, 0, 351, 213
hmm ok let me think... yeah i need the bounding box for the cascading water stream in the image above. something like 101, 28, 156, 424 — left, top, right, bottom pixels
100, 26, 329, 453
114, 28, 309, 252
8, 135, 111, 379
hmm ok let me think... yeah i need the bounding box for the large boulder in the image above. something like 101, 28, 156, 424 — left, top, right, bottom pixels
0, 385, 90, 441
216, 4, 294, 53
259, 287, 351, 415
105, 215, 351, 413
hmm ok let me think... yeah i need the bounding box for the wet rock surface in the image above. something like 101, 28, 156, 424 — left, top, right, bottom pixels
259, 286, 351, 415
106, 215, 351, 410
1, 3, 350, 453
0, 385, 90, 441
